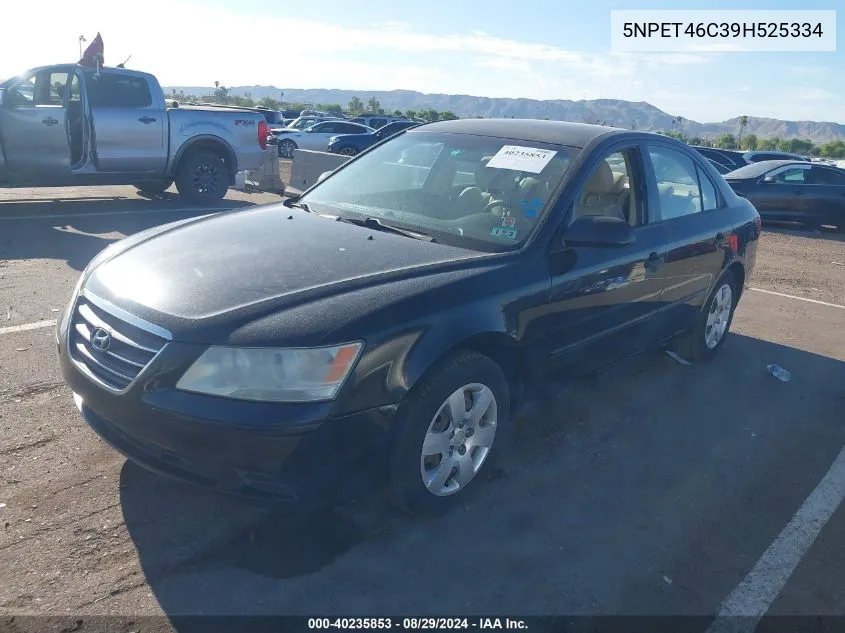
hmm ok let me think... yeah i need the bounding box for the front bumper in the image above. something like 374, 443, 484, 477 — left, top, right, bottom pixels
57, 299, 395, 504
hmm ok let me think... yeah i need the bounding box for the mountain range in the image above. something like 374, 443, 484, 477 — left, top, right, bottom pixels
165, 86, 845, 144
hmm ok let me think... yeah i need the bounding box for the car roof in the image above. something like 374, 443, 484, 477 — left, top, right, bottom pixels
413, 118, 629, 148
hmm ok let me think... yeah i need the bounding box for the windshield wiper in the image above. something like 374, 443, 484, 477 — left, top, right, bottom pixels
285, 200, 315, 213
337, 216, 435, 242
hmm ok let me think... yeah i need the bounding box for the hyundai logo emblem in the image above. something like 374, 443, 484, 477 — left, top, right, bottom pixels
90, 327, 112, 352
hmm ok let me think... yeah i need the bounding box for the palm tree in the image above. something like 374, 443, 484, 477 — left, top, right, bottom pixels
737, 115, 749, 148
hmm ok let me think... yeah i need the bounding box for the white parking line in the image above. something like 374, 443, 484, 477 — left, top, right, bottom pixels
706, 444, 845, 633
749, 287, 845, 311
0, 207, 216, 222
0, 319, 58, 336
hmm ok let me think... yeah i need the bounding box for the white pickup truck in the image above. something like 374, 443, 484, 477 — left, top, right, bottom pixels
0, 64, 269, 202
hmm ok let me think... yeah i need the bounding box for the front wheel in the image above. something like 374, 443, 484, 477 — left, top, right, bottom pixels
278, 139, 297, 159
338, 147, 358, 157
174, 150, 228, 203
388, 350, 511, 516
673, 270, 738, 362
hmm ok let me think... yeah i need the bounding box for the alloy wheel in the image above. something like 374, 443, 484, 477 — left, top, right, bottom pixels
420, 383, 498, 496
705, 283, 733, 349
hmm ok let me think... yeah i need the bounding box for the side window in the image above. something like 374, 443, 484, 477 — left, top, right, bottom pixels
771, 167, 808, 183
86, 73, 152, 108
310, 122, 333, 133
7, 71, 69, 106
696, 165, 720, 211
812, 167, 845, 185
572, 149, 638, 225
339, 123, 366, 134
370, 118, 387, 129
647, 146, 702, 221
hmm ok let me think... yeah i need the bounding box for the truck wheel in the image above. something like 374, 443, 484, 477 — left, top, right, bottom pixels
278, 139, 297, 159
175, 150, 228, 203
134, 179, 173, 196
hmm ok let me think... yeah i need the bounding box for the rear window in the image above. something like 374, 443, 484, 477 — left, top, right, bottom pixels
86, 73, 152, 108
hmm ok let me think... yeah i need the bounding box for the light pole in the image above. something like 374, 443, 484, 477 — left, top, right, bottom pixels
78, 35, 86, 58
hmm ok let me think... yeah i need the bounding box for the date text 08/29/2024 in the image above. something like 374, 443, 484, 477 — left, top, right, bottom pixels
307, 618, 528, 630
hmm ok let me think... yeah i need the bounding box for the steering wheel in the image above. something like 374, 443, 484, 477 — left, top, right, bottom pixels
483, 198, 511, 215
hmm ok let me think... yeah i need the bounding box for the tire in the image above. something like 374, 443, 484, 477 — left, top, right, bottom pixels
278, 139, 297, 159
134, 179, 173, 196
338, 147, 358, 157
673, 270, 738, 362
174, 150, 228, 203
388, 350, 511, 516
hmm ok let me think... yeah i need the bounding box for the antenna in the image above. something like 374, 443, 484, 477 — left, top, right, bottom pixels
117, 54, 132, 69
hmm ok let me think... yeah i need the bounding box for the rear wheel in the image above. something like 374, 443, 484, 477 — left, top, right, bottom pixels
175, 150, 228, 203
388, 350, 511, 516
134, 179, 173, 196
673, 270, 738, 362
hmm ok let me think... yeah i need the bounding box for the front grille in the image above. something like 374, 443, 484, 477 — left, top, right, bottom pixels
68, 296, 168, 391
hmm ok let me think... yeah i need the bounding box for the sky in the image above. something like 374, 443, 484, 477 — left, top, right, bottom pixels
1, 0, 842, 123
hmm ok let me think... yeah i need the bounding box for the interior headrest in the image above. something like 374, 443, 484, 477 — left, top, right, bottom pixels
584, 161, 615, 195
610, 172, 628, 194
475, 156, 496, 190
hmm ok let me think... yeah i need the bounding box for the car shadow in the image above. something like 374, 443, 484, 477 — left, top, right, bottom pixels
0, 197, 259, 271
118, 332, 845, 621
763, 221, 844, 243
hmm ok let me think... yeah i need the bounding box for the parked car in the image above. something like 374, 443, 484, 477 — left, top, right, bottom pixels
282, 115, 344, 131
58, 119, 759, 515
707, 158, 732, 175
743, 150, 811, 163
0, 64, 268, 201
275, 120, 374, 158
350, 114, 410, 129
281, 109, 302, 119
327, 120, 420, 156
691, 146, 748, 170
724, 159, 845, 231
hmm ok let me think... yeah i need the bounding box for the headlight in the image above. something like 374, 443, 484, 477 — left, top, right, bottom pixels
176, 343, 363, 402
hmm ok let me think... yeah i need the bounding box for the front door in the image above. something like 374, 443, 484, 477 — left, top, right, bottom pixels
0, 67, 72, 180
84, 70, 166, 173
545, 145, 669, 378
753, 164, 811, 222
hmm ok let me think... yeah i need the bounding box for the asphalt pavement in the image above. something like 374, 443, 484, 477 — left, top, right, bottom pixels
1, 186, 844, 631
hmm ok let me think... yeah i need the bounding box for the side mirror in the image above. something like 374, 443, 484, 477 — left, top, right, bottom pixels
317, 171, 333, 183
761, 174, 775, 183
562, 215, 635, 248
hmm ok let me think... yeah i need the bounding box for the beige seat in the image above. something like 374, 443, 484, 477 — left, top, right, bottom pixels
573, 161, 625, 220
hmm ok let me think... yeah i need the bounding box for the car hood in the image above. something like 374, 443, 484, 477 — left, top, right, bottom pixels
85, 204, 485, 329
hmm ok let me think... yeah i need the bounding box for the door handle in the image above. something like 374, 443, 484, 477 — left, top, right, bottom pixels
138, 116, 157, 124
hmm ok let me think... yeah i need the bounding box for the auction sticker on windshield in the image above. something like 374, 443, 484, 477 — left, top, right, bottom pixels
486, 146, 557, 173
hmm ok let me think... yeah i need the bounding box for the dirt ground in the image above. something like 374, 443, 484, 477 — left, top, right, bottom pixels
0, 187, 844, 630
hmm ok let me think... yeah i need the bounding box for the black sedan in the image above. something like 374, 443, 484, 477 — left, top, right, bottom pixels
327, 120, 420, 156
725, 160, 845, 231
57, 119, 760, 516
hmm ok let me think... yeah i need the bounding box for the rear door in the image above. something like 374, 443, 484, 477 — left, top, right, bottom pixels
806, 166, 845, 227
545, 143, 670, 378
643, 143, 733, 335
85, 71, 165, 173
0, 67, 72, 179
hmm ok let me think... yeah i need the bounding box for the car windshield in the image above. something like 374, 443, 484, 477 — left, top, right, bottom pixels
724, 162, 782, 179
300, 131, 578, 252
